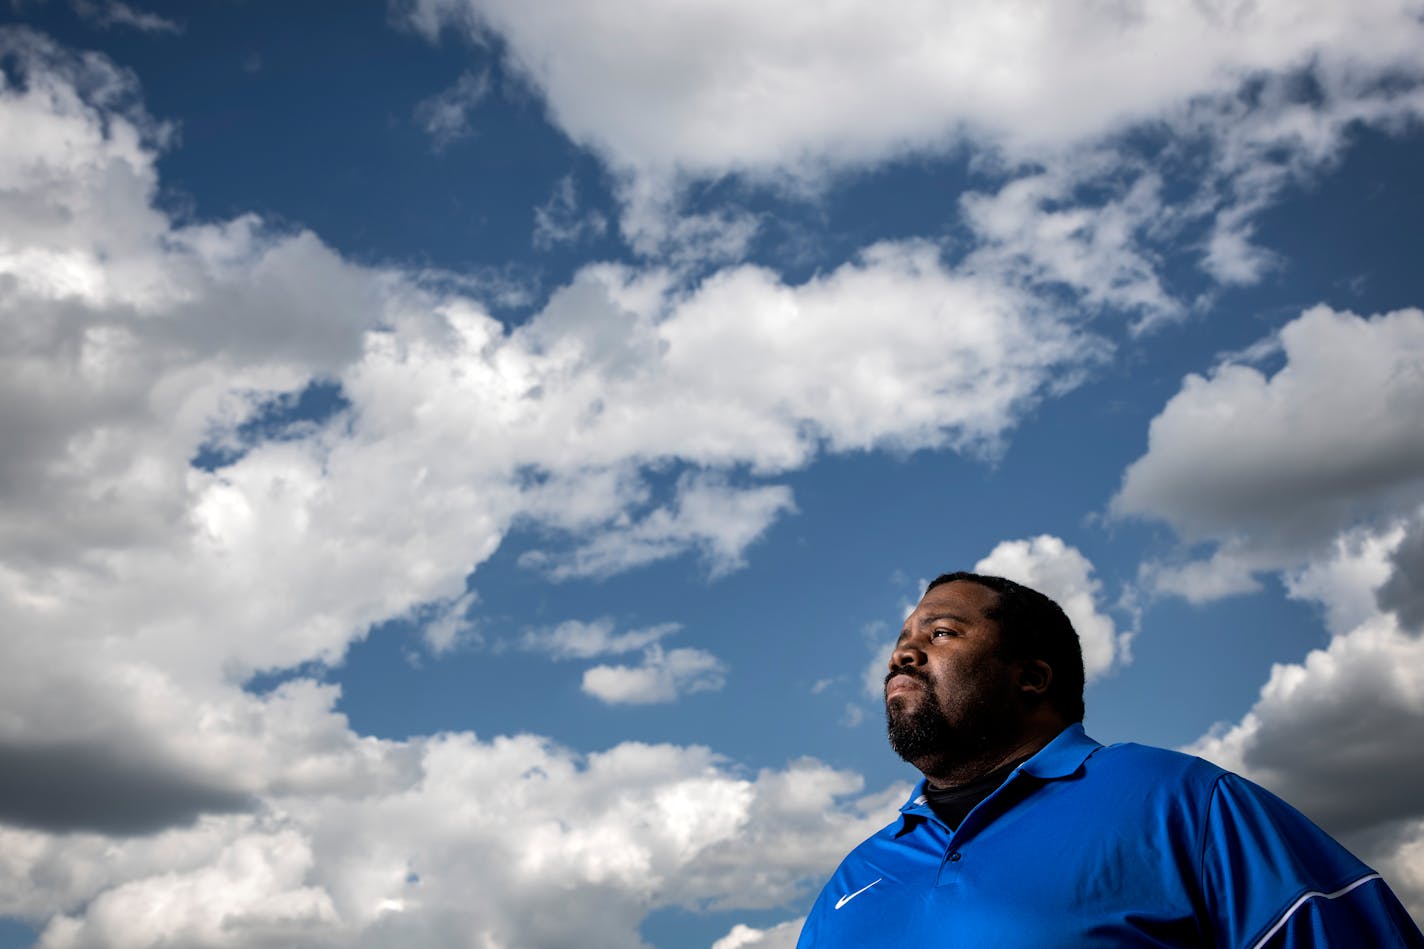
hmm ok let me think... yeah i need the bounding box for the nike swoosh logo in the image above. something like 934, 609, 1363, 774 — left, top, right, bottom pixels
834, 878, 882, 909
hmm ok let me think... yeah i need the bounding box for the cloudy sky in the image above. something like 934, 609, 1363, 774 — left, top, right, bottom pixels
2, 1, 1424, 946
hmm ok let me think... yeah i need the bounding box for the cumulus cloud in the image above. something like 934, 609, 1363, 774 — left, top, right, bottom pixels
615, 185, 763, 265
38, 827, 341, 947
712, 919, 804, 949
398, 0, 1424, 180
961, 166, 1182, 329
0, 740, 255, 836
1114, 306, 1424, 596
3, 728, 901, 947
1139, 548, 1266, 605
400, 0, 1424, 286
1378, 826, 1424, 925
1283, 524, 1407, 637
1379, 517, 1424, 634
582, 644, 728, 705
974, 535, 1128, 681
1186, 618, 1424, 837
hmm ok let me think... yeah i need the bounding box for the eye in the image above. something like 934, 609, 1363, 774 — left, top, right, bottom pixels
931, 628, 957, 640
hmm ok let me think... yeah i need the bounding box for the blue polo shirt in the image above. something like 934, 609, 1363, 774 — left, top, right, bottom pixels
797, 724, 1423, 947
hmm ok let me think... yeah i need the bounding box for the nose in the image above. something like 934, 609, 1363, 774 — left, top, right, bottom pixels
889, 639, 925, 672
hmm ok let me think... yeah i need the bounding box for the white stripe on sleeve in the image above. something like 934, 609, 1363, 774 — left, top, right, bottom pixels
1248, 873, 1382, 949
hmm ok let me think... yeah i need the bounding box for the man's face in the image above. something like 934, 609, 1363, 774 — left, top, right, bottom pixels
885, 580, 1021, 767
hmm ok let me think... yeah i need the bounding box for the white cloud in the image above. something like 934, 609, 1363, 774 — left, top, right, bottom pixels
862, 644, 893, 703
1283, 524, 1407, 637
520, 620, 720, 705
1379, 516, 1424, 635
39, 828, 341, 947
615, 181, 763, 265
961, 166, 1182, 329
399, 0, 1424, 181
712, 919, 804, 949
525, 474, 796, 581
1114, 306, 1424, 597
582, 644, 727, 705
1378, 825, 1424, 926
411, 592, 478, 655
397, 0, 1424, 318
3, 728, 902, 947
413, 70, 490, 149
644, 242, 1098, 461
532, 174, 608, 250
859, 631, 891, 702
72, 0, 182, 34
974, 535, 1128, 681
1200, 204, 1278, 287
519, 618, 680, 660
1140, 545, 1266, 605
518, 612, 723, 701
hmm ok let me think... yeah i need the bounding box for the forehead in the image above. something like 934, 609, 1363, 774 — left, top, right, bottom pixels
902, 580, 1002, 630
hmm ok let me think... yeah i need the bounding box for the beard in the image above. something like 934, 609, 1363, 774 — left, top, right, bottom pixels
884, 666, 1012, 767
885, 673, 953, 763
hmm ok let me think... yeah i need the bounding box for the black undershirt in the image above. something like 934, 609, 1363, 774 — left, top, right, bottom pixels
921, 754, 1033, 831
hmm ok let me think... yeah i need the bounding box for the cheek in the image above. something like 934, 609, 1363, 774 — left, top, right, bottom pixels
933, 666, 991, 704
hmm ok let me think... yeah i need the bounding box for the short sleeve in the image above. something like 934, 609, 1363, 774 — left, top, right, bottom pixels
1256, 875, 1424, 948
1199, 773, 1424, 948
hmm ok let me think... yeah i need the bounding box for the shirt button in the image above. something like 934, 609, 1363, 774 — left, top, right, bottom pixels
948, 852, 962, 863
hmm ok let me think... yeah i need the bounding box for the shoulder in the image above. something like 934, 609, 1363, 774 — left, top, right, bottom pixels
1081, 739, 1228, 802
1080, 742, 1368, 872
1096, 739, 1225, 773
1033, 725, 1223, 792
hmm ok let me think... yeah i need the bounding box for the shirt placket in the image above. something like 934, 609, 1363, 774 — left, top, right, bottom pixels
934, 770, 1027, 887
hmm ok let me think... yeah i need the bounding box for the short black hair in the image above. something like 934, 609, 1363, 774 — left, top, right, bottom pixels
925, 571, 1086, 723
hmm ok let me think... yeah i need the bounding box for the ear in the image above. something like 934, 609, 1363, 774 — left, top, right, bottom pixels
1017, 659, 1053, 698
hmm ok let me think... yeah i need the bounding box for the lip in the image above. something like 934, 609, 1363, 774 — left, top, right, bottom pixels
885, 674, 923, 700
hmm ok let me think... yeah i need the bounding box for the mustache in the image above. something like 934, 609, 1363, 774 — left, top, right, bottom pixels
884, 667, 928, 689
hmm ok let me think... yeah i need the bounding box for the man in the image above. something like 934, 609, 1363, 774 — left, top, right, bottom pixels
796, 572, 1424, 947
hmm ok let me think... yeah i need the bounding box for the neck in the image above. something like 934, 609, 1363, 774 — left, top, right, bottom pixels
915, 719, 1065, 789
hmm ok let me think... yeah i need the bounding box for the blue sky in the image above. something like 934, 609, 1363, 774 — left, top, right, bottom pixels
2, 1, 1424, 946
